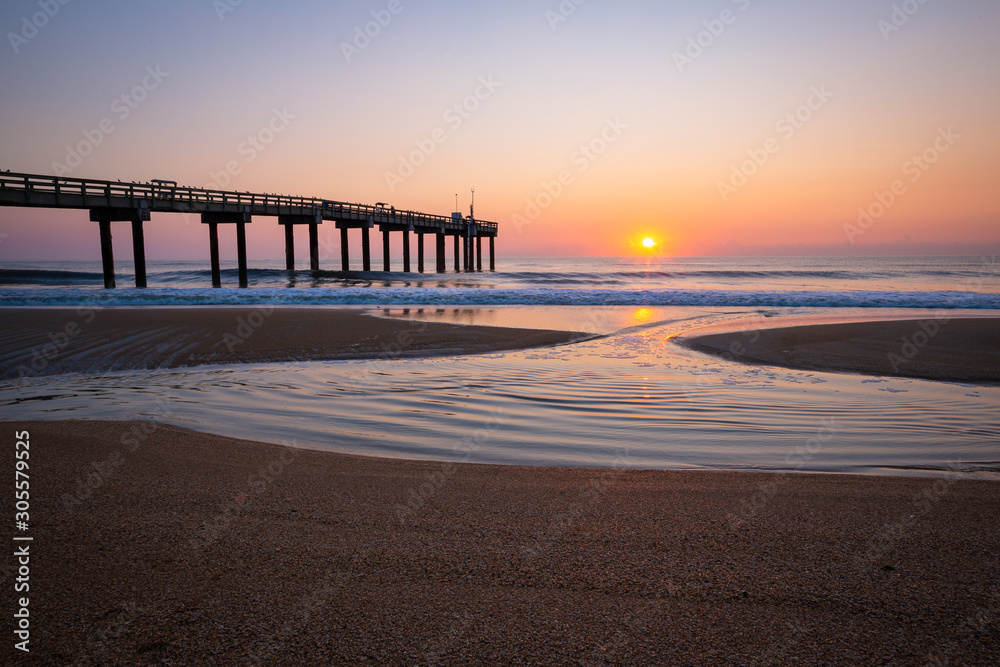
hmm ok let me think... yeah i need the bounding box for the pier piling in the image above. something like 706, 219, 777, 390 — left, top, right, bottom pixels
417, 233, 425, 273
463, 232, 472, 272
279, 213, 322, 272
131, 220, 147, 288
403, 230, 411, 273
309, 223, 319, 271
208, 223, 221, 287
382, 230, 391, 272
436, 233, 446, 273
283, 222, 295, 270
236, 222, 248, 287
99, 221, 115, 289
340, 228, 350, 271
362, 227, 371, 271
89, 205, 150, 288
202, 209, 251, 287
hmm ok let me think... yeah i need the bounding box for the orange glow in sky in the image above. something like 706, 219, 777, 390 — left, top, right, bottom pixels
0, 2, 998, 260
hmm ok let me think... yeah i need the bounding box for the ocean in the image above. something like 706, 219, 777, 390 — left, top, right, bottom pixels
1, 255, 999, 310
2, 255, 998, 477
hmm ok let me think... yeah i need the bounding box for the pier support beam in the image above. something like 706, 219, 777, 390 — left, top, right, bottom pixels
489, 236, 495, 271
436, 233, 446, 273
202, 209, 252, 288
340, 228, 350, 271
453, 235, 460, 272
476, 236, 482, 272
99, 221, 115, 289
417, 233, 425, 273
278, 213, 322, 272
208, 223, 221, 287
382, 229, 391, 272
403, 230, 411, 273
131, 220, 147, 288
90, 205, 150, 289
283, 223, 295, 271
236, 222, 248, 287
309, 223, 319, 271
362, 227, 371, 271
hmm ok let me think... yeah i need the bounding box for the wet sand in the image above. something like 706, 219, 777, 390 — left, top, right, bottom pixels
2, 419, 998, 665
0, 307, 589, 379
4, 308, 998, 384
681, 317, 1000, 383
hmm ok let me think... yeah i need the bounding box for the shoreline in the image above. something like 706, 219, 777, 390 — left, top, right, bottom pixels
4, 418, 998, 664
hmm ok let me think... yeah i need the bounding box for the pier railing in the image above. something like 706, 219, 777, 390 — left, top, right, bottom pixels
0, 171, 498, 235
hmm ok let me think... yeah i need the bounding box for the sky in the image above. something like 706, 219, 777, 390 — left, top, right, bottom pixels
0, 0, 998, 260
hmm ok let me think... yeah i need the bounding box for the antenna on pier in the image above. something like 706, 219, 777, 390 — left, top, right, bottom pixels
455, 193, 458, 211
470, 188, 475, 221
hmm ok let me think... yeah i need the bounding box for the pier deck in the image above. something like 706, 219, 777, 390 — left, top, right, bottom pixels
0, 171, 497, 287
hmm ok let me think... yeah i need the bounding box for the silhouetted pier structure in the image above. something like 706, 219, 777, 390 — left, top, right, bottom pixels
0, 171, 497, 288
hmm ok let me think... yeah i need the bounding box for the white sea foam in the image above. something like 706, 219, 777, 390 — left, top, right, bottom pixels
2, 285, 999, 309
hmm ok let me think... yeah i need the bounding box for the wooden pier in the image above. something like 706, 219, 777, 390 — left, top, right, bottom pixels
0, 171, 498, 288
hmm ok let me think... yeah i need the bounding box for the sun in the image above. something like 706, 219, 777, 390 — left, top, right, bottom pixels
642, 237, 657, 249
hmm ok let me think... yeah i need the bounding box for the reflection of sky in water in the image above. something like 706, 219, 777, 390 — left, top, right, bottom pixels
2, 307, 998, 479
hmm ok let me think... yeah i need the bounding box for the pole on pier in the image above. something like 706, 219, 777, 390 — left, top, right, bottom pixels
417, 233, 425, 273
403, 229, 411, 273
340, 228, 350, 271
489, 236, 495, 271
436, 233, 446, 273
236, 221, 248, 288
382, 229, 391, 271
309, 223, 319, 272
453, 235, 460, 272
99, 221, 115, 289
209, 223, 221, 287
476, 236, 482, 272
362, 227, 371, 271
284, 223, 295, 271
131, 220, 147, 288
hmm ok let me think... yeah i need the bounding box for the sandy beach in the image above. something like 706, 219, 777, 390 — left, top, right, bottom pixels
2, 310, 999, 664
2, 419, 998, 665
681, 317, 1000, 383
0, 307, 589, 379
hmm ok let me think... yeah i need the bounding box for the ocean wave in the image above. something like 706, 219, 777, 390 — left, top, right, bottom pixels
0, 267, 900, 286
3, 263, 995, 292
2, 286, 998, 309
0, 268, 107, 285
